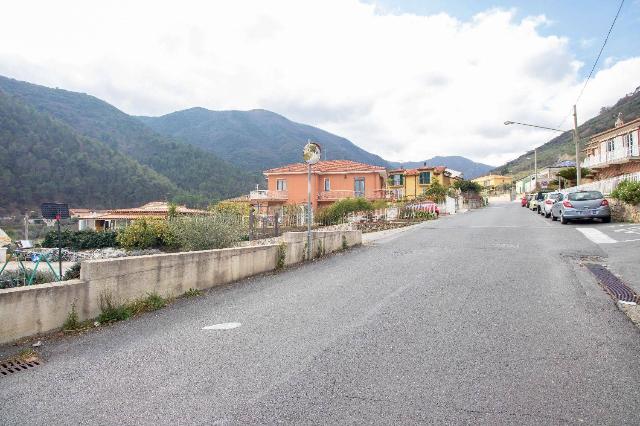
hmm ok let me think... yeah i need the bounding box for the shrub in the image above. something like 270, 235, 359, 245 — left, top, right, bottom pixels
98, 292, 132, 323
421, 181, 447, 203
276, 243, 286, 270
129, 292, 167, 315
168, 214, 246, 251
0, 269, 57, 289
116, 218, 175, 250
42, 230, 118, 250
611, 180, 640, 206
63, 303, 81, 330
63, 262, 81, 280
316, 198, 374, 225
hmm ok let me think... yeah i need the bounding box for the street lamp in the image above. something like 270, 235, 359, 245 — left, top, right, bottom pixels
504, 111, 581, 187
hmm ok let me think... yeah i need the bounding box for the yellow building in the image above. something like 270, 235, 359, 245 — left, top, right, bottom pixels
387, 166, 459, 200
471, 174, 512, 191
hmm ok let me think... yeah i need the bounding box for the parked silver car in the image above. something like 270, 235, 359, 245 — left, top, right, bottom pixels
550, 190, 611, 224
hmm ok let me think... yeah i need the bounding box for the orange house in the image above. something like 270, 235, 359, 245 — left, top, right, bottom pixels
250, 160, 387, 211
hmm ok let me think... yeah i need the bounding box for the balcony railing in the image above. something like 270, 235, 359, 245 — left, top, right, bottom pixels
249, 190, 288, 201
582, 146, 639, 169
318, 190, 389, 201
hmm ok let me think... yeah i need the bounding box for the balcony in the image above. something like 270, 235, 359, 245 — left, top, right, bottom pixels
249, 190, 288, 202
582, 147, 640, 169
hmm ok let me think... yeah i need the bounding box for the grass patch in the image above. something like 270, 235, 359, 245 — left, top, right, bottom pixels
62, 303, 81, 331
98, 292, 132, 323
183, 288, 203, 297
18, 348, 39, 362
129, 292, 168, 315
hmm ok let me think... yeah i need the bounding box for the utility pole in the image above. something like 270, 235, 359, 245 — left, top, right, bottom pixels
534, 148, 538, 190
573, 104, 581, 187
307, 162, 312, 260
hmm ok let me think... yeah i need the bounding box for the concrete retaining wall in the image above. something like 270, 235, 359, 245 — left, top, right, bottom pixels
0, 230, 361, 344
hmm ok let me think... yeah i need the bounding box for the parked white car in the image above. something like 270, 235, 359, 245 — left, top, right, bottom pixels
540, 192, 562, 218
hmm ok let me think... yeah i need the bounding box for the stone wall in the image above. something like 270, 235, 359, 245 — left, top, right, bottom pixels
0, 230, 361, 344
611, 199, 640, 223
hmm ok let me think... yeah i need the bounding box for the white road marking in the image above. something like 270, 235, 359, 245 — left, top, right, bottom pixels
576, 228, 617, 244
202, 322, 241, 330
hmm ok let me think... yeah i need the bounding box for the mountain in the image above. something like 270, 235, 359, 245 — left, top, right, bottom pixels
0, 91, 178, 214
494, 87, 640, 177
0, 76, 261, 205
137, 108, 388, 172
388, 156, 494, 179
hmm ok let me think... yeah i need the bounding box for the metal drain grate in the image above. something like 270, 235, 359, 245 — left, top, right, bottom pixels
0, 359, 40, 376
585, 263, 639, 304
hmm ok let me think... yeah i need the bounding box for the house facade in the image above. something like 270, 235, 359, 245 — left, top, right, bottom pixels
75, 201, 207, 231
250, 160, 387, 211
471, 174, 512, 191
581, 114, 640, 179
386, 166, 460, 200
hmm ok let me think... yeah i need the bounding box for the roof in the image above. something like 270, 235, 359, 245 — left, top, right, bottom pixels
86, 201, 208, 220
586, 116, 640, 146
388, 165, 447, 175
264, 160, 386, 175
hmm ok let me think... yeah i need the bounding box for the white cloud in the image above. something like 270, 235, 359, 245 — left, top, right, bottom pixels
0, 0, 638, 166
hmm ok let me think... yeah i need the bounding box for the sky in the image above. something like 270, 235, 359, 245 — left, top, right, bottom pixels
1, 0, 639, 167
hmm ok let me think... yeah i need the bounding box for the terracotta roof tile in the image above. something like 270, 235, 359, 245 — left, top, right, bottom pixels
264, 160, 386, 175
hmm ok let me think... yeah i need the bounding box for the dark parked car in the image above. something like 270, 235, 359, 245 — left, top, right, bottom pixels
551, 190, 611, 224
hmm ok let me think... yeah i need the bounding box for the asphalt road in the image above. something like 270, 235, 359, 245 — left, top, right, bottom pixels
2, 202, 640, 424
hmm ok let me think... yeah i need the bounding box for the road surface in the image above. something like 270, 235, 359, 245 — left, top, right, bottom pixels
2, 202, 640, 424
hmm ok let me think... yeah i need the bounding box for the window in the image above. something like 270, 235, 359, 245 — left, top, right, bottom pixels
354, 178, 365, 197
324, 178, 330, 191
391, 174, 404, 186
606, 139, 615, 152
276, 179, 286, 191
419, 172, 431, 185
568, 191, 603, 201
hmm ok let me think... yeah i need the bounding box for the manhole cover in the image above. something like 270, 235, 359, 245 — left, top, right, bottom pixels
0, 359, 41, 377
585, 263, 639, 304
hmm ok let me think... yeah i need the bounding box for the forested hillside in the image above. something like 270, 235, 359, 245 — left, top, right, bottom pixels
138, 108, 389, 172
494, 88, 640, 177
0, 92, 178, 214
0, 76, 261, 205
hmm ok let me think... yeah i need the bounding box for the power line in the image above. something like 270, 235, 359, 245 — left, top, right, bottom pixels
556, 0, 625, 128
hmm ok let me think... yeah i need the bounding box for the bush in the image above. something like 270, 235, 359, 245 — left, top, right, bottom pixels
316, 198, 374, 225
63, 262, 81, 280
116, 218, 175, 250
42, 230, 119, 250
168, 214, 246, 251
0, 269, 57, 289
611, 180, 640, 206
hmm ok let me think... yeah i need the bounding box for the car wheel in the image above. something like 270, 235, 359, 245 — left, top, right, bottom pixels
551, 213, 557, 221
560, 213, 568, 224
602, 216, 611, 223
545, 212, 551, 218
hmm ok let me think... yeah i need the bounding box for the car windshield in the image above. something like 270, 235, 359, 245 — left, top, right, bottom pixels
568, 191, 603, 201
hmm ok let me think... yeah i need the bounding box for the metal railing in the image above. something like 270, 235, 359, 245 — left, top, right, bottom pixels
582, 146, 638, 168
318, 190, 388, 201
249, 190, 288, 200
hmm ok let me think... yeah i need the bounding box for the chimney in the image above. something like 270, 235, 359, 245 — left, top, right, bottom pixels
615, 112, 624, 127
